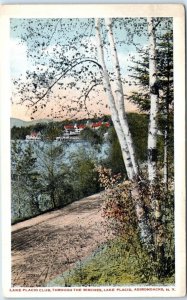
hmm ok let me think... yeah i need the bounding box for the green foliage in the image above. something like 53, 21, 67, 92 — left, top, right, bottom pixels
42, 122, 62, 141
34, 141, 72, 209
60, 239, 142, 286
11, 141, 37, 177
104, 127, 126, 176
127, 27, 174, 176
50, 238, 174, 287
127, 113, 149, 162
104, 113, 149, 176
11, 126, 32, 140
128, 92, 150, 111
11, 116, 111, 141
11, 141, 103, 223
127, 28, 173, 112
69, 148, 101, 199
103, 112, 173, 171
32, 122, 48, 133
11, 141, 40, 218
97, 166, 175, 282
80, 127, 103, 147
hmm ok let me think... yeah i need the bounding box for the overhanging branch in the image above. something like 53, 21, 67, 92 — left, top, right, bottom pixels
32, 58, 103, 106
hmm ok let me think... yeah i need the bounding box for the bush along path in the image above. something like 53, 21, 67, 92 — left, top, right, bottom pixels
11, 192, 109, 287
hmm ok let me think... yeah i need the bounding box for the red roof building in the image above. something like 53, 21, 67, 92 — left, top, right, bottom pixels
64, 121, 110, 134
91, 121, 110, 129
91, 121, 102, 128
64, 125, 75, 131
77, 124, 86, 129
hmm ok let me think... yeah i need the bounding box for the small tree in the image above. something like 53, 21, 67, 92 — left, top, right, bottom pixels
35, 138, 69, 209
69, 148, 101, 199
11, 141, 39, 220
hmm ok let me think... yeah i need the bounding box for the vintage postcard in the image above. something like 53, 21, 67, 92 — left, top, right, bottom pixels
0, 4, 186, 298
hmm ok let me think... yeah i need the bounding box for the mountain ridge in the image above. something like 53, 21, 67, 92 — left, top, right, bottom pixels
10, 117, 52, 128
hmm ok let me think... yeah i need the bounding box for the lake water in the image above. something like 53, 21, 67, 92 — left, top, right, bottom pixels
11, 139, 109, 164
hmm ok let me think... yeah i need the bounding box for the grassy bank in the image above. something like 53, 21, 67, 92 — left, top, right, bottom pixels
47, 238, 174, 287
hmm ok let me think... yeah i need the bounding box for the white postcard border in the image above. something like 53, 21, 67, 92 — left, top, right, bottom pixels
0, 4, 185, 298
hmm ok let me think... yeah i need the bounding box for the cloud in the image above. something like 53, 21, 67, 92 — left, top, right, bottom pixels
10, 39, 29, 78
118, 51, 139, 67
42, 44, 63, 56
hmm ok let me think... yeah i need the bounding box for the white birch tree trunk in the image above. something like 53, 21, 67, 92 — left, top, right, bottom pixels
96, 18, 154, 250
105, 18, 139, 179
147, 19, 166, 257
147, 17, 159, 183
163, 128, 168, 188
95, 18, 135, 180
163, 56, 170, 189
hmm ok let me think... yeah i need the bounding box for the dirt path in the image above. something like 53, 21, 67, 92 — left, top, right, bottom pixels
11, 192, 108, 287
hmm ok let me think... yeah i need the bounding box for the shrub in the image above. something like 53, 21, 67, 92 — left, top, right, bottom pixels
97, 166, 175, 282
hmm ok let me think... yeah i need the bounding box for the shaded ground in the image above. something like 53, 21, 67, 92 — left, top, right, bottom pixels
11, 192, 109, 287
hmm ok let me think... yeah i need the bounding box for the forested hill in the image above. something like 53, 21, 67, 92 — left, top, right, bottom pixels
10, 117, 50, 128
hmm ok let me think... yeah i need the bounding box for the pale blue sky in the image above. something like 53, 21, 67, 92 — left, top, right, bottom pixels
10, 17, 172, 120
10, 18, 149, 78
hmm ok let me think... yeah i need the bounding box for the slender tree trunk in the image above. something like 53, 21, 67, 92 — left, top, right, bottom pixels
147, 17, 159, 183
163, 126, 168, 189
17, 175, 21, 218
163, 35, 171, 190
131, 183, 154, 252
147, 20, 166, 271
105, 18, 139, 179
95, 18, 135, 180
95, 18, 154, 250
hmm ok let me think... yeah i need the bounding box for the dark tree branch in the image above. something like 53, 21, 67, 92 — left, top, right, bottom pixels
82, 82, 101, 101
47, 19, 61, 47
32, 59, 103, 106
78, 81, 102, 115
154, 20, 162, 30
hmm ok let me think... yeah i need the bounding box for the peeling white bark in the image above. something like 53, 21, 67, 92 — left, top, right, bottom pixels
147, 17, 159, 183
95, 18, 135, 180
131, 184, 154, 250
105, 18, 139, 178
97, 18, 154, 249
163, 128, 168, 187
